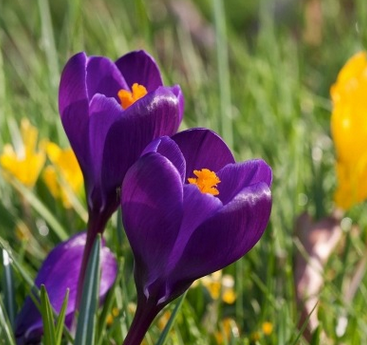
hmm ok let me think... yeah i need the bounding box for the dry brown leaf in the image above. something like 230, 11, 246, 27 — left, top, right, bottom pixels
294, 211, 343, 342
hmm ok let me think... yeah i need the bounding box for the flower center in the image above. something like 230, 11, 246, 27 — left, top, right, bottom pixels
118, 83, 147, 109
188, 168, 221, 195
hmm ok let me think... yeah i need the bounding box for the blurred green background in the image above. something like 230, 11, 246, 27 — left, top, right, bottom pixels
1, 0, 367, 344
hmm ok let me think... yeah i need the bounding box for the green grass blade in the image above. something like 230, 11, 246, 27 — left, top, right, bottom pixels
0, 38, 6, 142
37, 0, 59, 88
55, 288, 70, 345
0, 297, 16, 345
213, 0, 233, 149
116, 208, 125, 253
290, 302, 318, 345
1, 248, 16, 328
40, 284, 57, 345
0, 237, 35, 288
28, 286, 75, 345
11, 179, 68, 241
96, 273, 118, 344
74, 235, 101, 345
96, 257, 125, 345
155, 292, 187, 345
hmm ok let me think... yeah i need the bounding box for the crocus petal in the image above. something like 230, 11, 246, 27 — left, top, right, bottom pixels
139, 185, 223, 305
170, 85, 185, 124
143, 136, 186, 183
59, 52, 88, 117
166, 185, 223, 282
170, 182, 272, 284
86, 56, 128, 102
88, 94, 123, 186
172, 129, 235, 179
101, 86, 181, 198
15, 232, 117, 345
121, 153, 183, 296
217, 159, 273, 205
115, 50, 163, 92
58, 52, 90, 171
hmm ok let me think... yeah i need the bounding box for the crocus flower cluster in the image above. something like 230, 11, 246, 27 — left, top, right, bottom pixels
59, 50, 184, 309
331, 51, 367, 210
15, 50, 272, 345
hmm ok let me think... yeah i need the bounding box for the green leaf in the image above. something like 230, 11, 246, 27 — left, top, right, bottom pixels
0, 237, 34, 288
0, 297, 16, 345
37, 0, 59, 88
96, 257, 124, 345
40, 284, 57, 345
155, 292, 187, 345
1, 248, 16, 328
116, 208, 125, 255
96, 279, 117, 345
74, 235, 101, 345
291, 302, 318, 345
55, 288, 70, 345
29, 286, 74, 345
213, 0, 233, 149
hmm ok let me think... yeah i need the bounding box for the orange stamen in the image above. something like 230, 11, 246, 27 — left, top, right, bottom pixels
188, 168, 221, 195
118, 83, 148, 109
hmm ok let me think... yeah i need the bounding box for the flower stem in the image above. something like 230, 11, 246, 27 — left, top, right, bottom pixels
123, 299, 162, 345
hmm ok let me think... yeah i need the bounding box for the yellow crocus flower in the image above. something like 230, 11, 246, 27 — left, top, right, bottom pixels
43, 142, 83, 208
215, 318, 239, 344
106, 307, 120, 327
0, 119, 45, 187
262, 321, 273, 336
195, 270, 236, 304
330, 51, 367, 209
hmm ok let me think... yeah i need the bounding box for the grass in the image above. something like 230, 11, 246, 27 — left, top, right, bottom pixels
1, 0, 367, 344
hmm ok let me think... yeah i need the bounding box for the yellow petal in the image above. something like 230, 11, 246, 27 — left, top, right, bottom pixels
0, 120, 45, 187
330, 51, 367, 209
1, 147, 45, 187
222, 289, 236, 304
43, 166, 61, 199
44, 142, 83, 208
262, 321, 273, 336
45, 141, 62, 163
21, 119, 39, 155
334, 154, 367, 209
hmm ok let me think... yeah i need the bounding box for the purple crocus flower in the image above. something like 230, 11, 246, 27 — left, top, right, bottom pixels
121, 128, 272, 344
15, 232, 117, 345
59, 50, 184, 234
